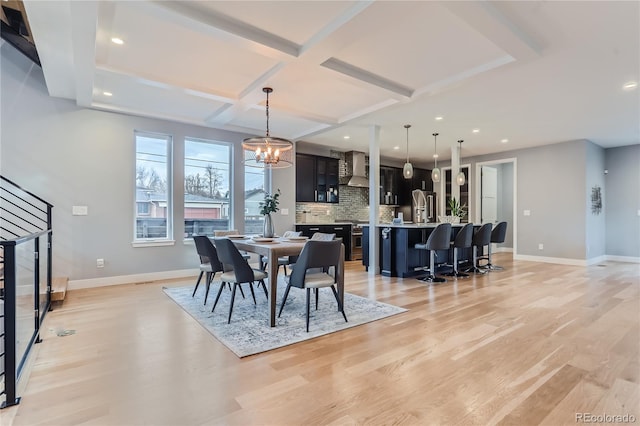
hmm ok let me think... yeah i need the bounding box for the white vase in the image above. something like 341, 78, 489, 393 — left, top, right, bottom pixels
263, 213, 275, 237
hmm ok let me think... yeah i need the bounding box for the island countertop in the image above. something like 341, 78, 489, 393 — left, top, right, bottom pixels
363, 222, 471, 228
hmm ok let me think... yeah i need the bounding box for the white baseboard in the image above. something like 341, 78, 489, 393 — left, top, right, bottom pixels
513, 254, 639, 266
513, 254, 590, 266
494, 247, 513, 253
68, 268, 199, 290
606, 255, 640, 264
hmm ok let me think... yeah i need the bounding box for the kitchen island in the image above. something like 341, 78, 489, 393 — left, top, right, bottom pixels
363, 223, 478, 277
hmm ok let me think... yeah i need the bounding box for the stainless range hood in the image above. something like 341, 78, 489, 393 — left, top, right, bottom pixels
343, 151, 368, 187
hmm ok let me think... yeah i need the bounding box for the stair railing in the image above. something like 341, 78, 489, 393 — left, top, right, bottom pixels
0, 175, 53, 408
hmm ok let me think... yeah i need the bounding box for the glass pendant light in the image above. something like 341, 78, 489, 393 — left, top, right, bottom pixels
402, 124, 414, 179
456, 139, 466, 186
431, 132, 440, 183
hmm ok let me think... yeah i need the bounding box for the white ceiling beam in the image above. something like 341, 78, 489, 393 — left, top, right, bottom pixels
69, 1, 98, 108
441, 1, 541, 62
149, 1, 300, 58
321, 58, 413, 98
22, 0, 75, 99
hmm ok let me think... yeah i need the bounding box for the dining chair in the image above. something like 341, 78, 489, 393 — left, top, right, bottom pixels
192, 235, 225, 305
260, 230, 302, 276
278, 239, 347, 332
212, 238, 269, 324
214, 229, 250, 260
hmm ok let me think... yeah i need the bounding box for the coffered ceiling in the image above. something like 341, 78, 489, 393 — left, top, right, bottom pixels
23, 1, 640, 162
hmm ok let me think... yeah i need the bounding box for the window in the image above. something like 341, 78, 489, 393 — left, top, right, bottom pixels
135, 132, 172, 241
244, 164, 265, 235
184, 138, 231, 237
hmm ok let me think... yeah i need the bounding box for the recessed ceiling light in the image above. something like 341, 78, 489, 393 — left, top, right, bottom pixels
435, 116, 444, 121
103, 91, 113, 97
343, 136, 350, 139
472, 129, 480, 133
111, 37, 124, 45
393, 146, 400, 150
623, 81, 638, 90
501, 139, 509, 143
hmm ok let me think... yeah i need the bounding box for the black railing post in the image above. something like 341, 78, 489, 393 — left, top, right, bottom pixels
34, 237, 42, 344
1, 243, 21, 408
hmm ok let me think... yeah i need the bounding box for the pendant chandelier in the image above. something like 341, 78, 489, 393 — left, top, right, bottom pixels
402, 124, 414, 179
431, 132, 441, 183
242, 87, 293, 169
456, 139, 466, 186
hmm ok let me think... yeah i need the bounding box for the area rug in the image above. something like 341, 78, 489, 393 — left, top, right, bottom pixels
163, 283, 407, 357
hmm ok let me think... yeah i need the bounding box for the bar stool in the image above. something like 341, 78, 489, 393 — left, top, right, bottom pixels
443, 223, 474, 278
466, 223, 492, 274
482, 221, 508, 271
415, 223, 452, 283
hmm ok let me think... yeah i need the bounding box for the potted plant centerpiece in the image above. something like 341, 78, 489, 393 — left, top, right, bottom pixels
440, 197, 467, 223
259, 189, 281, 238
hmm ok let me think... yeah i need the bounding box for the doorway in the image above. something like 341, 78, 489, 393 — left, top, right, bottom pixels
475, 158, 517, 255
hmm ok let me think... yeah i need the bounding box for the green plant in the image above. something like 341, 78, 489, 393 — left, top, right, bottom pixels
448, 197, 467, 219
259, 189, 281, 215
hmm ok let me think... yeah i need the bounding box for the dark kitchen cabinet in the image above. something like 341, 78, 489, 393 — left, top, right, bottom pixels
295, 224, 352, 261
412, 168, 432, 192
380, 166, 400, 205
295, 154, 339, 203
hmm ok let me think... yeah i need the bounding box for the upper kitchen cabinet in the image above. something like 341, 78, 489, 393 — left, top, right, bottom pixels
412, 168, 433, 192
295, 153, 339, 203
380, 166, 400, 205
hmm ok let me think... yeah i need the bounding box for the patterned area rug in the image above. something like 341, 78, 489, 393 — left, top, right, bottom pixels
163, 283, 407, 357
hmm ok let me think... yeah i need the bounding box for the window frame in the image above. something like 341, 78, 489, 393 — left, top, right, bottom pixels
133, 131, 174, 247
183, 137, 232, 240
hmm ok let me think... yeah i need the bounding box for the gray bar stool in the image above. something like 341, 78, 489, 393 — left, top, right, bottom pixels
482, 221, 508, 271
415, 223, 452, 283
466, 223, 492, 274
443, 223, 474, 278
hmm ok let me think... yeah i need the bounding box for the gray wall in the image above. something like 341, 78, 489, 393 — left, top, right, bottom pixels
585, 141, 606, 259
1, 41, 298, 280
605, 145, 640, 257
496, 162, 514, 248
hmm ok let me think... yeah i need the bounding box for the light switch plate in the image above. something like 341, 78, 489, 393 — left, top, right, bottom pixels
523, 210, 531, 216
72, 205, 88, 216
280, 208, 289, 215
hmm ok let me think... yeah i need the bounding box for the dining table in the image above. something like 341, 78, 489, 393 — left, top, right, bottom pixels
229, 236, 345, 327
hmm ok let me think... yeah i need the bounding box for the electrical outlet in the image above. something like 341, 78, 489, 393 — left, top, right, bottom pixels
96, 258, 105, 268
538, 243, 544, 250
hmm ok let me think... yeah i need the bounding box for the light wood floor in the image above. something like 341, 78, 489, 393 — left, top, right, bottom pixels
2, 254, 639, 426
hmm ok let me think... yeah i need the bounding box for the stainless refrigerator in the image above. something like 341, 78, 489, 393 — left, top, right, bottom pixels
412, 190, 437, 223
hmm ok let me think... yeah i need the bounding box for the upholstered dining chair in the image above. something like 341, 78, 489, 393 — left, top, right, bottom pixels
214, 229, 250, 260
278, 239, 347, 332
192, 235, 225, 305
213, 238, 269, 324
260, 230, 302, 276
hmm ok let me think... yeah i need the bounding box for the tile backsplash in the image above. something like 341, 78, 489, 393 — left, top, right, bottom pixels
295, 185, 396, 223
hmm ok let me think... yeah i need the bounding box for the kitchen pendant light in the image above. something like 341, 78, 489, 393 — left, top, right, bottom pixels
456, 139, 466, 186
242, 87, 293, 169
402, 124, 414, 179
431, 133, 441, 183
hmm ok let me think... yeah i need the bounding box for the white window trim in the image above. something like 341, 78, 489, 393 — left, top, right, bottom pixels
133, 130, 173, 244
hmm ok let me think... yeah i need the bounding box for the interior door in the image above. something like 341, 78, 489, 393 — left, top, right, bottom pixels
481, 166, 498, 224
